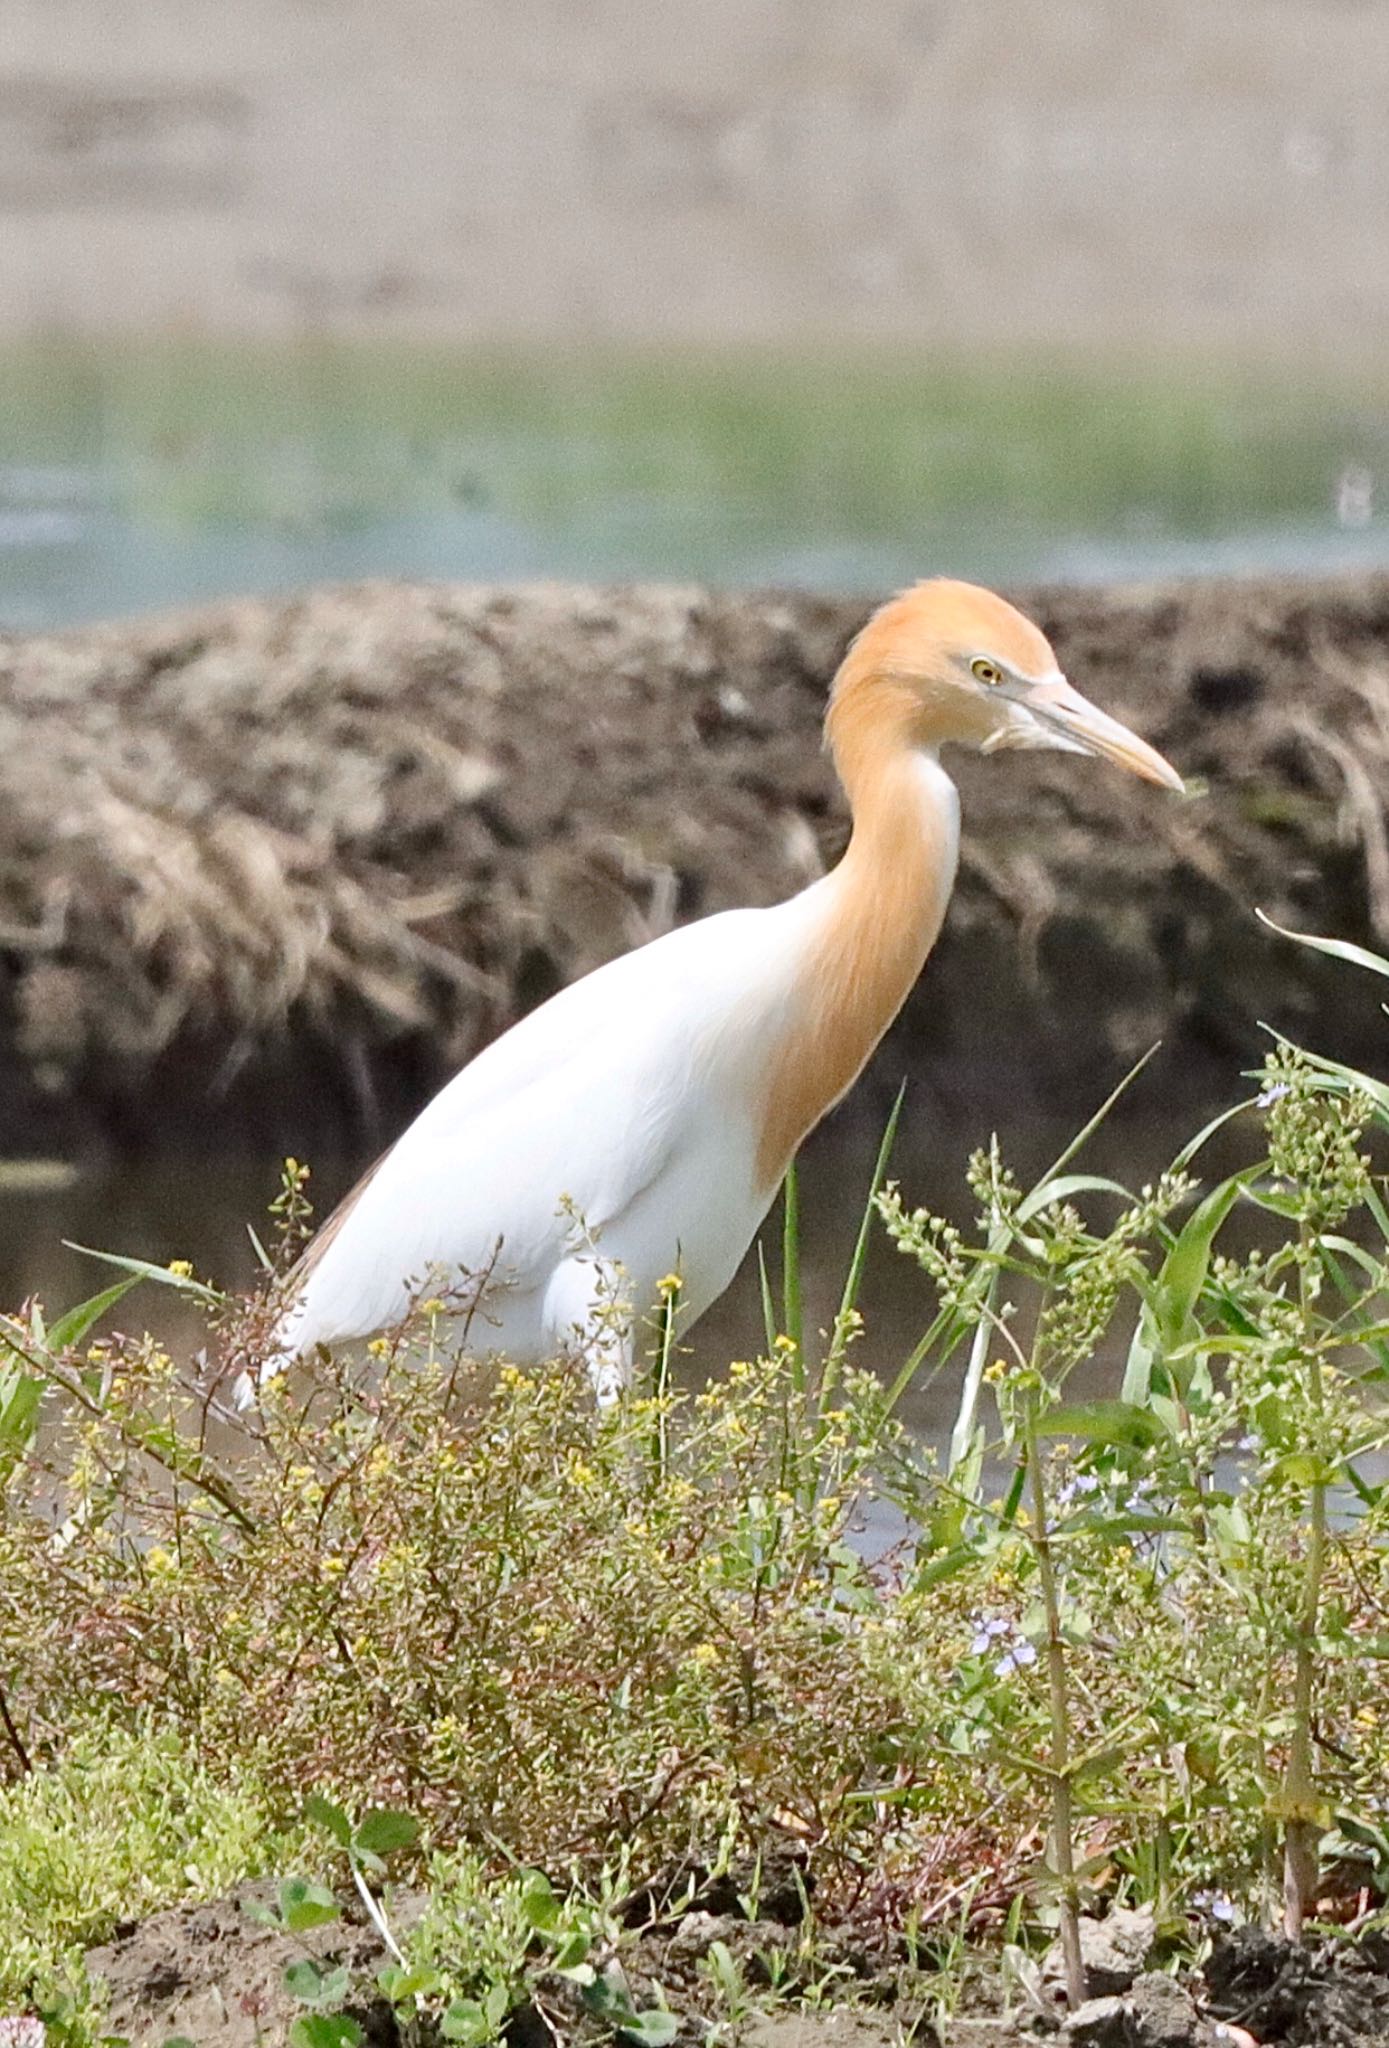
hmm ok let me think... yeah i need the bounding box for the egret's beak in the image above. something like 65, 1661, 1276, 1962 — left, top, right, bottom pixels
1001, 674, 1185, 793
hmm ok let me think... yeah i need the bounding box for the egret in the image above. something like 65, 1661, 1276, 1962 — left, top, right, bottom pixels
257, 580, 1182, 1398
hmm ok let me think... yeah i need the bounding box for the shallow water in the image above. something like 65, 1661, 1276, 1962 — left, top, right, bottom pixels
3, 344, 1389, 632
0, 1083, 1253, 1447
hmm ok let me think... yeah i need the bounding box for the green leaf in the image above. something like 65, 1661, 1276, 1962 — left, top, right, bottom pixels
289, 2019, 362, 2048
1065, 1510, 1188, 1540
1152, 1174, 1246, 1347
378, 1963, 444, 2002
279, 1877, 341, 1934
285, 1960, 351, 2007
1256, 910, 1389, 982
303, 1794, 353, 1847
914, 1542, 979, 1590
61, 1242, 226, 1305
1039, 1401, 1168, 1450
0, 1363, 43, 1452
1017, 1172, 1133, 1223
351, 1808, 419, 1858
44, 1277, 142, 1353
440, 1986, 512, 2046
551, 1928, 594, 1971
519, 1870, 562, 1932
441, 2002, 489, 2045
619, 2012, 680, 2048
1120, 1309, 1158, 1408
1268, 1451, 1337, 1488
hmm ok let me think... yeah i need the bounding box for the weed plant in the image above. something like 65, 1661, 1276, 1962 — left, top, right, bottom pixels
1, 926, 1388, 2037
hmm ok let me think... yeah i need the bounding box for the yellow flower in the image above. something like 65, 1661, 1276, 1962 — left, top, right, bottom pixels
421, 1297, 446, 1316
689, 1642, 719, 1668
321, 1556, 347, 1577
658, 1272, 683, 1296
145, 1546, 176, 1576
167, 1259, 194, 1279
367, 1337, 390, 1359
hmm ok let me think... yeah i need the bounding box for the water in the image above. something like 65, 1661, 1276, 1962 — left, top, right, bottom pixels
0, 1081, 1253, 1446
3, 343, 1389, 632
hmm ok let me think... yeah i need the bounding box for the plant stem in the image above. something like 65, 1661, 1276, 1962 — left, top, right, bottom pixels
1024, 1396, 1085, 2009
649, 1286, 676, 1486
1282, 1227, 1327, 1939
0, 1674, 31, 1774
16, 1342, 257, 1536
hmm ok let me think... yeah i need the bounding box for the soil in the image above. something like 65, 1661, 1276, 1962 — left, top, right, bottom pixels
6, 571, 1389, 1158
79, 1883, 1389, 2048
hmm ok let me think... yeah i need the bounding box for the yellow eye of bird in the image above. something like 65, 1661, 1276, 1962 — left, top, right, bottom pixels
971, 657, 1003, 686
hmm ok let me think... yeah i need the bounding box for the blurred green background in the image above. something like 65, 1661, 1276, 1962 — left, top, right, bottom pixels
3, 344, 1388, 631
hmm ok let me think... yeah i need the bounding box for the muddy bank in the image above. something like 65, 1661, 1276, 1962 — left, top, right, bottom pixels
4, 572, 1389, 1156
83, 1882, 1389, 2048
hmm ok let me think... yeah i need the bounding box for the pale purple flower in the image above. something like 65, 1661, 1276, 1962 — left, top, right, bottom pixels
1192, 1889, 1237, 1925
995, 1639, 1039, 1678
0, 2018, 46, 2048
1257, 1083, 1291, 1108
1057, 1470, 1101, 1508
969, 1615, 1012, 1655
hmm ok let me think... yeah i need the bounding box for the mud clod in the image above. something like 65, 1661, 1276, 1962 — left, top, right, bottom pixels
1203, 1927, 1389, 2047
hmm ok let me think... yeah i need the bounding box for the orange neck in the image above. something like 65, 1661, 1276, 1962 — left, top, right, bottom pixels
755, 673, 959, 1186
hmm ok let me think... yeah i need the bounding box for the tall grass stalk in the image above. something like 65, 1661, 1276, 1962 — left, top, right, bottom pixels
1021, 1388, 1084, 2009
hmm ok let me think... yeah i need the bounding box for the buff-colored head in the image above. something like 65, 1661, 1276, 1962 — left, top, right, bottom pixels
830, 579, 1183, 792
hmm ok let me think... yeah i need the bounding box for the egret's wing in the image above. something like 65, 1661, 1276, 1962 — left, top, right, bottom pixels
276, 907, 766, 1354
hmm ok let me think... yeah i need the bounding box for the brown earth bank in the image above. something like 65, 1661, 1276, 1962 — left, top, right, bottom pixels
82, 1882, 1389, 2048
5, 571, 1389, 1159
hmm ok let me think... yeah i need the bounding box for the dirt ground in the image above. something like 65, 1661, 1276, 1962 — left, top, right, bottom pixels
5, 571, 1389, 1158
83, 1881, 1389, 2048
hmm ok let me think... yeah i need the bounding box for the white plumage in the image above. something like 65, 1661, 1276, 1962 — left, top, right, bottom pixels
275, 898, 823, 1391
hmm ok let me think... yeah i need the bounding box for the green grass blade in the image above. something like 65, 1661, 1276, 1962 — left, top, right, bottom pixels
821, 1083, 905, 1407
781, 1161, 803, 1372
62, 1243, 225, 1306
1034, 1044, 1162, 1189
757, 1243, 777, 1356
947, 1280, 997, 1480
1256, 909, 1389, 983
44, 1277, 142, 1354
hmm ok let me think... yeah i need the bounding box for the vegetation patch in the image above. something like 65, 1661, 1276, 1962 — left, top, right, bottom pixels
1, 929, 1389, 2044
